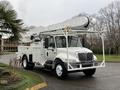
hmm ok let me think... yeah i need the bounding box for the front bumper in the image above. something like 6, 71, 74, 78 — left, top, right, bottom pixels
66, 60, 105, 71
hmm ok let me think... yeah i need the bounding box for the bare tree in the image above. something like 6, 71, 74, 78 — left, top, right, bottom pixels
98, 1, 120, 55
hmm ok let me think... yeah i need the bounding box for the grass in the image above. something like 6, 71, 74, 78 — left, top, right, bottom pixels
0, 63, 43, 90
96, 54, 120, 62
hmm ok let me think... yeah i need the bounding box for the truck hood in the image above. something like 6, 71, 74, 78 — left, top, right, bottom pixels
57, 47, 92, 53
56, 47, 93, 62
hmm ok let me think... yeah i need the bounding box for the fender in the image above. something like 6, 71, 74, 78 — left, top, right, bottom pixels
22, 54, 33, 63
55, 53, 79, 63
22, 54, 28, 62
52, 53, 79, 69
52, 58, 64, 69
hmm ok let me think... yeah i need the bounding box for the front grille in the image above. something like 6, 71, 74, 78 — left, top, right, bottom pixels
78, 53, 93, 62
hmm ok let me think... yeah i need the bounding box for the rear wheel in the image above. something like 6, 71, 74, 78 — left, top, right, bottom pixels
55, 61, 67, 79
22, 55, 34, 70
83, 69, 96, 76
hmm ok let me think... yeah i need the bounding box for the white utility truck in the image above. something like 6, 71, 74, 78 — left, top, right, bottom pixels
17, 16, 105, 79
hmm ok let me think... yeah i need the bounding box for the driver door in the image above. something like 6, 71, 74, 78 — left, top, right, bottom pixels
44, 36, 56, 61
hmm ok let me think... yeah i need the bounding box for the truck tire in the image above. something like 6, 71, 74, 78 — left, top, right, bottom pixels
55, 61, 67, 79
83, 68, 96, 77
22, 55, 34, 70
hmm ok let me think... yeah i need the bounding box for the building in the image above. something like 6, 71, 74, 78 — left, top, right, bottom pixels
0, 38, 18, 52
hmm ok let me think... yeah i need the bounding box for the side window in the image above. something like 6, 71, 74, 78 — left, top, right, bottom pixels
55, 36, 66, 48
44, 36, 55, 48
48, 36, 55, 48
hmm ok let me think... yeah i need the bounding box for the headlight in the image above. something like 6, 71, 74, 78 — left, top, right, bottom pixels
93, 55, 97, 61
75, 51, 79, 58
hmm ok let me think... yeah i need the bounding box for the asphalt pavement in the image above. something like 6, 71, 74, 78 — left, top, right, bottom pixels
0, 54, 120, 90
33, 63, 120, 90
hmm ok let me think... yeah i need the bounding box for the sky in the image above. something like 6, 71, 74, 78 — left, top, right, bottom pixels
5, 0, 114, 27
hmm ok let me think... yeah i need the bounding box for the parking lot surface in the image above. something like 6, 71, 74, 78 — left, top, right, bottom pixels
34, 63, 120, 90
0, 54, 120, 90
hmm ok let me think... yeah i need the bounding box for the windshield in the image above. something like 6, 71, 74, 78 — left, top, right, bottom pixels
55, 36, 82, 48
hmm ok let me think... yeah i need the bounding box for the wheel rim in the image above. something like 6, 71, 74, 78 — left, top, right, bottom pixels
56, 64, 63, 77
23, 59, 27, 68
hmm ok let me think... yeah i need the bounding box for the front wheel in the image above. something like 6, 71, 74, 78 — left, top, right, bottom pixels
55, 61, 67, 79
83, 69, 96, 77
